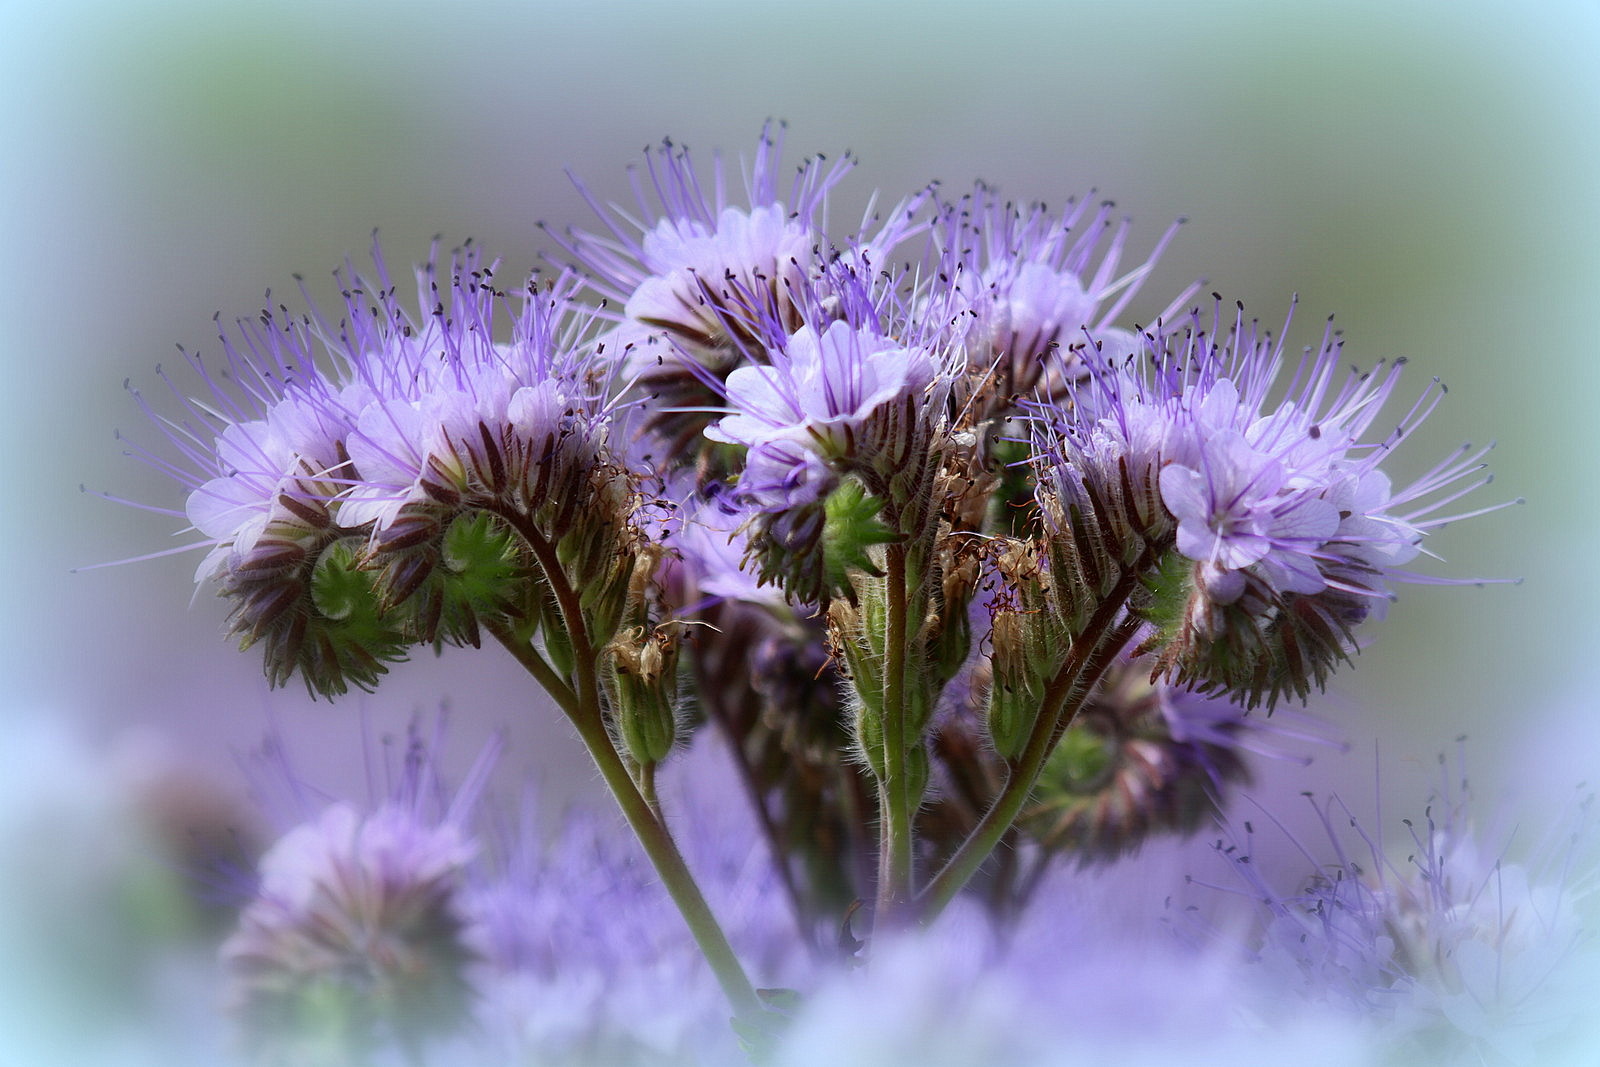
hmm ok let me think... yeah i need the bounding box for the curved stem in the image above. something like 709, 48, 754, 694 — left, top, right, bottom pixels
915, 597, 1143, 924
485, 618, 579, 718
565, 689, 764, 1024
487, 509, 765, 1028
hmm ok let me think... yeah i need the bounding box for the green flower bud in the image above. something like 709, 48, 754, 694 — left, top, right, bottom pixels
606, 623, 682, 766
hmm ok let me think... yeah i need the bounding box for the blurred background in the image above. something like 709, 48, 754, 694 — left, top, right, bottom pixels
2, 0, 1597, 1060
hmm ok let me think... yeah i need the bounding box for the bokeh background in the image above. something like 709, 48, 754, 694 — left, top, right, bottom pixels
3, 0, 1597, 1060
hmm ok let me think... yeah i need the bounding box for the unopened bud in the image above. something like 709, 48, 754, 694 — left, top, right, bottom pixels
606, 623, 682, 765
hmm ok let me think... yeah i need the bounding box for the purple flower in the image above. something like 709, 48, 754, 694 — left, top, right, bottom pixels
333, 268, 628, 541
930, 184, 1192, 409
222, 722, 494, 1064
550, 126, 931, 470
664, 479, 787, 612
1195, 752, 1598, 1063
552, 124, 924, 354
706, 319, 941, 508
126, 243, 643, 692
771, 890, 1378, 1067
1028, 301, 1508, 704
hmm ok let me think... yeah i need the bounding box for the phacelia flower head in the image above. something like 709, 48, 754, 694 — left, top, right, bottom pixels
696, 263, 961, 604
1020, 651, 1316, 865
554, 122, 925, 352
1029, 299, 1507, 706
127, 241, 648, 694
706, 318, 941, 503
930, 183, 1192, 414
222, 722, 494, 1065
552, 124, 931, 462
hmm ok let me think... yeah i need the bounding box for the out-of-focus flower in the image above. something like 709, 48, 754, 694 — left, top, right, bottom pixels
222, 723, 493, 1065
1196, 751, 1599, 1064
466, 734, 809, 1066
223, 804, 479, 1065
1020, 653, 1333, 865
0, 714, 237, 1066
771, 894, 1379, 1067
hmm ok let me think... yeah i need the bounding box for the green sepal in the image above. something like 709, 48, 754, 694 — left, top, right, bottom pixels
578, 552, 638, 650
822, 480, 900, 599
1136, 548, 1194, 643
523, 581, 576, 678
441, 511, 521, 603
926, 598, 972, 689
986, 682, 1037, 761
404, 511, 531, 649
310, 538, 382, 624
904, 741, 930, 809
902, 680, 936, 739
302, 538, 409, 695
854, 700, 886, 780
1048, 724, 1117, 793
606, 624, 681, 766
614, 670, 678, 766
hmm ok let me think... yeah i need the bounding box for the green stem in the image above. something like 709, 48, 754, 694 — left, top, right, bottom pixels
485, 618, 579, 718
636, 757, 663, 822
915, 602, 1143, 924
874, 542, 915, 928
488, 509, 764, 1028
565, 683, 764, 1024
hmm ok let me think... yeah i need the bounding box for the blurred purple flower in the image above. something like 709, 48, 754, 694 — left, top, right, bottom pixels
1195, 751, 1598, 1063
223, 722, 495, 1064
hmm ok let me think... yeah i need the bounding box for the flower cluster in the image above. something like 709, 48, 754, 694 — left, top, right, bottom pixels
127, 245, 644, 695
1027, 305, 1503, 706
112, 126, 1536, 1065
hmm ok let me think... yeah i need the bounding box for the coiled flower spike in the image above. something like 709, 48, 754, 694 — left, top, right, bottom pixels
1027, 299, 1512, 707
125, 240, 645, 695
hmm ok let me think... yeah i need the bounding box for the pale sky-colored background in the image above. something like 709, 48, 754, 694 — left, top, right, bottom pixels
1, 0, 1597, 1059
2, 0, 1598, 987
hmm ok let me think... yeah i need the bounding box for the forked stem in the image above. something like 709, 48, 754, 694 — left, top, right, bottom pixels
489, 509, 765, 1030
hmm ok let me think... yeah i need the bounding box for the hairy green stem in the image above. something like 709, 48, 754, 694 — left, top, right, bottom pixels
565, 681, 764, 1023
485, 618, 579, 717
874, 543, 916, 928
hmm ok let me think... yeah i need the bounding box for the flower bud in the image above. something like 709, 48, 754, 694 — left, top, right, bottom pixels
606, 622, 684, 766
